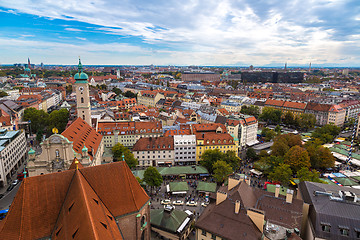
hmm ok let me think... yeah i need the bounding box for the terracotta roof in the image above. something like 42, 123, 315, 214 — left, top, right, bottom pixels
132, 136, 174, 151
283, 101, 306, 110
197, 133, 235, 145
69, 158, 84, 170
0, 161, 149, 239
265, 99, 285, 107
164, 129, 191, 136
97, 121, 162, 136
305, 102, 332, 112
192, 123, 227, 134
61, 118, 102, 160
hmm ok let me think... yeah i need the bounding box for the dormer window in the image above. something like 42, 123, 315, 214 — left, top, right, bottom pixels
224, 140, 226, 143
321, 223, 331, 232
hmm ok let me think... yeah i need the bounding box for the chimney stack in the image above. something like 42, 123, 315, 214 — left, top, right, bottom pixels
275, 184, 280, 198
235, 200, 240, 214
216, 191, 228, 205
286, 189, 294, 203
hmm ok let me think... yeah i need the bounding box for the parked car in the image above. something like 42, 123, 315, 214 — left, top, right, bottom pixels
186, 201, 198, 206
12, 179, 19, 185
201, 202, 208, 207
161, 199, 171, 205
0, 194, 4, 199
173, 200, 184, 205
7, 185, 15, 192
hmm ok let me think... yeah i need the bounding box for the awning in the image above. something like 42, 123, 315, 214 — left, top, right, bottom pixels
171, 191, 187, 195
177, 217, 191, 233
166, 184, 170, 192
199, 173, 210, 177
158, 162, 165, 164
246, 140, 260, 146
250, 169, 262, 176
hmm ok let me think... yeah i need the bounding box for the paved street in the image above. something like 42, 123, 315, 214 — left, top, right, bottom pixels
0, 183, 21, 210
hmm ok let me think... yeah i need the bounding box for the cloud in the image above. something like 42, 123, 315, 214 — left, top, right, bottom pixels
76, 37, 86, 40
65, 28, 82, 32
0, 0, 359, 65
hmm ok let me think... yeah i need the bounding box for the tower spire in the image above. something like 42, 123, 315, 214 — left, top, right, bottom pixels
78, 57, 83, 73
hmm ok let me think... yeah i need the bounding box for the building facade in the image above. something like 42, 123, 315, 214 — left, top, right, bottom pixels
137, 90, 164, 107
174, 135, 196, 165
132, 136, 174, 167
0, 129, 27, 187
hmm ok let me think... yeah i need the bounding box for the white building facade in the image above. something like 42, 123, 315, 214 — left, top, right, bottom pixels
174, 135, 196, 165
0, 129, 27, 187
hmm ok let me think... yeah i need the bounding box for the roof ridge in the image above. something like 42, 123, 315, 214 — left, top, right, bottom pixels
49, 170, 77, 237
123, 162, 139, 209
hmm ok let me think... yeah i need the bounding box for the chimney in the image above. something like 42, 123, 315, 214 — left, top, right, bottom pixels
235, 200, 240, 214
275, 184, 280, 198
286, 189, 294, 203
216, 191, 227, 205
245, 176, 250, 185
228, 175, 241, 191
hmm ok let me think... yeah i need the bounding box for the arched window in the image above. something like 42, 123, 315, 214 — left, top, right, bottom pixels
55, 149, 60, 158
81, 97, 84, 103
83, 115, 85, 120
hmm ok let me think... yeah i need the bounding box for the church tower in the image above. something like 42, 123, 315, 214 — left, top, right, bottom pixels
74, 58, 91, 126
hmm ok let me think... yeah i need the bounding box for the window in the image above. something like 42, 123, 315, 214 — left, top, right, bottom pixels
81, 97, 84, 103
211, 234, 216, 240
201, 230, 206, 236
340, 228, 349, 236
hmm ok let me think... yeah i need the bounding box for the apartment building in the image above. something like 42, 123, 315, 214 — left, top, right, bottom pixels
97, 121, 163, 148
174, 135, 196, 165
137, 90, 164, 107
220, 100, 242, 113
305, 102, 346, 127
264, 99, 306, 116
132, 136, 174, 167
0, 129, 27, 187
339, 100, 360, 121
224, 115, 258, 148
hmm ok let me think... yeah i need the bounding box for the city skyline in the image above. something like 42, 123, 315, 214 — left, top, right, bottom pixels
0, 0, 359, 66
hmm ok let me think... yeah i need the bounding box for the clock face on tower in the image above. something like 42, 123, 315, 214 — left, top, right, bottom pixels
78, 86, 84, 92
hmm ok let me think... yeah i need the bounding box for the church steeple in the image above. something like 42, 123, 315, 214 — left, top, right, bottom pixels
75, 58, 91, 126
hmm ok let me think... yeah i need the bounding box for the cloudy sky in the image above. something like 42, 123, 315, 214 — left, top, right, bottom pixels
0, 0, 359, 66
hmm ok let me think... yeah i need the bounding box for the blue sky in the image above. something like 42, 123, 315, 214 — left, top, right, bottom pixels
0, 0, 359, 66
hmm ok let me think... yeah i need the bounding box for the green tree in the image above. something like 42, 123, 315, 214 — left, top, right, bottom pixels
23, 108, 49, 134
283, 111, 295, 126
274, 125, 282, 134
284, 146, 311, 172
240, 105, 260, 118
0, 91, 9, 97
296, 167, 322, 183
269, 164, 293, 185
246, 147, 258, 161
124, 91, 137, 99
223, 150, 241, 170
199, 149, 223, 173
298, 113, 316, 130
143, 166, 163, 195
261, 128, 277, 142
260, 107, 282, 124
112, 143, 138, 169
112, 87, 122, 96
305, 141, 335, 169
213, 160, 233, 183
271, 140, 290, 157
48, 109, 69, 133
311, 124, 341, 143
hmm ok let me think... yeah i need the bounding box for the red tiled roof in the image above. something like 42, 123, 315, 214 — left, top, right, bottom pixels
196, 132, 235, 145
192, 123, 227, 134
283, 101, 306, 110
0, 161, 149, 239
132, 136, 174, 151
265, 99, 285, 107
61, 118, 102, 160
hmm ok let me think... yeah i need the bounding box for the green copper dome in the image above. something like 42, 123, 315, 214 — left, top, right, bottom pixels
82, 145, 88, 152
28, 148, 35, 154
74, 58, 88, 81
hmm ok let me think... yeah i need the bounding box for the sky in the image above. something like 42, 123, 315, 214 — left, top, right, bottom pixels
0, 0, 359, 66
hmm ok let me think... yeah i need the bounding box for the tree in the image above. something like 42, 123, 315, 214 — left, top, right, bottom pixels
283, 111, 295, 126
311, 124, 341, 143
260, 107, 282, 124
23, 108, 49, 134
261, 128, 277, 142
305, 141, 335, 169
269, 164, 292, 185
223, 150, 241, 170
65, 85, 73, 94
112, 87, 122, 96
48, 109, 69, 133
112, 143, 138, 169
271, 140, 289, 157
0, 91, 8, 97
199, 149, 223, 173
124, 91, 137, 99
298, 113, 316, 130
284, 146, 311, 172
143, 166, 163, 195
274, 125, 282, 134
213, 160, 233, 183
240, 105, 260, 118
246, 147, 258, 161
296, 167, 322, 183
